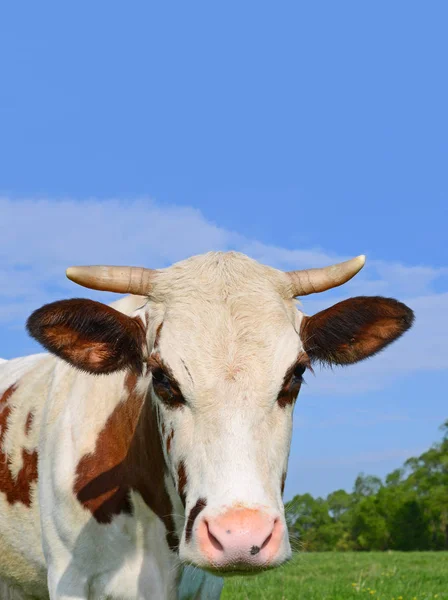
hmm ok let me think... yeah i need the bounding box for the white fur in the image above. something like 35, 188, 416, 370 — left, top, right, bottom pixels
0, 252, 307, 599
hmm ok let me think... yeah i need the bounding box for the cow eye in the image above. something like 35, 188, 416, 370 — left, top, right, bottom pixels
291, 364, 306, 384
152, 368, 171, 388
151, 368, 185, 407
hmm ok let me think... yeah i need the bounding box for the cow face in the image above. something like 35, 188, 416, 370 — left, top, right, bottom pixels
149, 284, 303, 570
28, 252, 414, 573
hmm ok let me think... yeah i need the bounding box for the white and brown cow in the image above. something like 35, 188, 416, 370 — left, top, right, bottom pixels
0, 251, 414, 599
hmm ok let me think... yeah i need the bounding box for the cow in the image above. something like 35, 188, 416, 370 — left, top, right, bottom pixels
0, 251, 414, 599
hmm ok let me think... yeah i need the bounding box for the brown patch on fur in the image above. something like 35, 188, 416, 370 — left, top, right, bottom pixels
0, 386, 15, 405
27, 299, 146, 375
177, 461, 187, 506
25, 412, 34, 436
74, 373, 179, 551
0, 385, 38, 507
186, 498, 207, 543
166, 429, 174, 454
301, 296, 414, 366
154, 322, 163, 348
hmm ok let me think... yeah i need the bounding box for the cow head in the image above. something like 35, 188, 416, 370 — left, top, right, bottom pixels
27, 252, 414, 573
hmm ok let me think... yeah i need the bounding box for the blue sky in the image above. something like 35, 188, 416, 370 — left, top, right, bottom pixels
0, 1, 446, 499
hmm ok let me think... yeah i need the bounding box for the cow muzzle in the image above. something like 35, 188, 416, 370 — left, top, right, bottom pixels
183, 506, 290, 571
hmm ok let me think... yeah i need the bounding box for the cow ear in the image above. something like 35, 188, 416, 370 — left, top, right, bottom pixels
27, 299, 146, 374
300, 296, 414, 366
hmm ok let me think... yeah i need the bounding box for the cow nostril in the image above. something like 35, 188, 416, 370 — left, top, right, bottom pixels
249, 521, 276, 555
205, 520, 224, 552
259, 518, 279, 551
260, 533, 272, 550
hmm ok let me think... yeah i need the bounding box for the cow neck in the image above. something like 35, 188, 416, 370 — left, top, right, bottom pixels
74, 371, 179, 551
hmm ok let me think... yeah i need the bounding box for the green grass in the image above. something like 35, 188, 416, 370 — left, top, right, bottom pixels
221, 552, 448, 600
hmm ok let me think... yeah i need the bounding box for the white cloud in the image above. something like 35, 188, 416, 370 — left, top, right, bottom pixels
0, 197, 233, 269
1, 196, 447, 395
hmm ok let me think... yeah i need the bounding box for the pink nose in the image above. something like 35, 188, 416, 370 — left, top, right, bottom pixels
196, 508, 284, 568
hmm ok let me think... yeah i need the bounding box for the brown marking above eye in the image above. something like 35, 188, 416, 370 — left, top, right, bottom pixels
154, 322, 164, 348
148, 353, 186, 409
277, 352, 312, 408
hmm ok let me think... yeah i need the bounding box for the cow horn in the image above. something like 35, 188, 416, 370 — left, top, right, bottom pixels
287, 255, 366, 297
66, 266, 156, 295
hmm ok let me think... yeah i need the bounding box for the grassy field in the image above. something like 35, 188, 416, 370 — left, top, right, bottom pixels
221, 552, 448, 600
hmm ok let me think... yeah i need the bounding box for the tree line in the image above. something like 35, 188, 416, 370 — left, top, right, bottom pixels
284, 420, 448, 551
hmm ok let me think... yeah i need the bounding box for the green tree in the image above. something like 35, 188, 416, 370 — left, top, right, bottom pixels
327, 489, 352, 520
350, 495, 388, 550
353, 474, 383, 498
285, 494, 332, 550
389, 497, 431, 550
284, 421, 448, 552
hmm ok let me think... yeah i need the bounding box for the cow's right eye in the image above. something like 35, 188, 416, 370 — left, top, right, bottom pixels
152, 368, 171, 388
